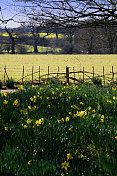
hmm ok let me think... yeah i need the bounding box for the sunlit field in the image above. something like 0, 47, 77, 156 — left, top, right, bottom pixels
0, 54, 117, 83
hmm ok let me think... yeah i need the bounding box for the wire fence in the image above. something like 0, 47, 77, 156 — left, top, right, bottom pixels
0, 65, 116, 85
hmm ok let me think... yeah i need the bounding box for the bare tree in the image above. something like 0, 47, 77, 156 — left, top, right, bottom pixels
74, 27, 97, 54
16, 0, 117, 28
0, 3, 20, 54
103, 26, 117, 54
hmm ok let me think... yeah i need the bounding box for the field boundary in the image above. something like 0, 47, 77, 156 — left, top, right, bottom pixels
1, 65, 117, 86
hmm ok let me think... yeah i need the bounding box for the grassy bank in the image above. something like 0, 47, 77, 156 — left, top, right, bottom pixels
0, 82, 117, 175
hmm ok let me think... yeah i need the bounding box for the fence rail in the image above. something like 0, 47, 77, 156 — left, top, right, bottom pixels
0, 65, 117, 86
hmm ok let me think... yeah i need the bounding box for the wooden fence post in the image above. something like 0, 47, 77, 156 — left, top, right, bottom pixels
57, 66, 59, 79
112, 66, 114, 82
32, 66, 33, 84
22, 65, 24, 84
103, 66, 105, 86
93, 66, 94, 78
66, 66, 69, 84
48, 66, 49, 80
83, 67, 84, 83
73, 67, 75, 84
39, 66, 40, 84
4, 65, 6, 85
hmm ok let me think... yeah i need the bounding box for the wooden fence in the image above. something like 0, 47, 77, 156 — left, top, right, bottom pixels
1, 65, 117, 86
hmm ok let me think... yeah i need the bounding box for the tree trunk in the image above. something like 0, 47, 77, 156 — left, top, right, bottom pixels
32, 28, 39, 53
5, 27, 15, 54
11, 39, 15, 54
34, 42, 38, 53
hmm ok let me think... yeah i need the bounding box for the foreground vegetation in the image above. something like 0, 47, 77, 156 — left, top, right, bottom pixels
0, 81, 117, 175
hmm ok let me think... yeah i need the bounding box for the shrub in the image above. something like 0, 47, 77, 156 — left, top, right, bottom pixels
16, 45, 28, 54
61, 41, 73, 54
0, 44, 3, 54
3, 44, 11, 53
92, 77, 102, 86
47, 78, 60, 85
5, 78, 15, 89
0, 80, 2, 89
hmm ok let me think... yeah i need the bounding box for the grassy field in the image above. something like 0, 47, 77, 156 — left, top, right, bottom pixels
1, 83, 117, 175
15, 45, 61, 53
0, 54, 117, 83
0, 32, 64, 38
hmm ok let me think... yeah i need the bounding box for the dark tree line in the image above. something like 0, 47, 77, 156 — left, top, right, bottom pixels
0, 0, 117, 54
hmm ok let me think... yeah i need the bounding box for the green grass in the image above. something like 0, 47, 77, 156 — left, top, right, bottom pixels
22, 45, 61, 53
1, 82, 117, 175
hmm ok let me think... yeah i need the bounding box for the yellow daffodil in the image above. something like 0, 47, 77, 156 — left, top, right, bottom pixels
101, 118, 104, 123
24, 125, 27, 129
61, 118, 64, 122
4, 93, 7, 97
18, 85, 23, 90
80, 102, 84, 105
27, 119, 32, 125
115, 136, 117, 139
3, 100, 8, 104
92, 109, 96, 113
30, 97, 33, 101
48, 105, 51, 108
57, 120, 61, 123
4, 127, 8, 131
69, 128, 72, 131
27, 160, 32, 165
69, 112, 72, 115
89, 106, 91, 111
66, 117, 70, 122
79, 111, 84, 117
67, 153, 73, 160
98, 114, 101, 117
13, 99, 19, 106
107, 100, 112, 103
28, 106, 31, 110
101, 115, 104, 119
112, 87, 116, 91
62, 161, 70, 170
36, 118, 44, 126
60, 93, 62, 97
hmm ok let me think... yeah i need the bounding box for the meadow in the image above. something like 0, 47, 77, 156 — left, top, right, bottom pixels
1, 82, 117, 175
0, 54, 117, 83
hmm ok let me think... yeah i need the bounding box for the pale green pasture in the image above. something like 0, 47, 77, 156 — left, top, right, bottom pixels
0, 54, 117, 83
16, 45, 61, 53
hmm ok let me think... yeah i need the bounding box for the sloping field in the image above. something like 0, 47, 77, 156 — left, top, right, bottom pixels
0, 54, 117, 83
